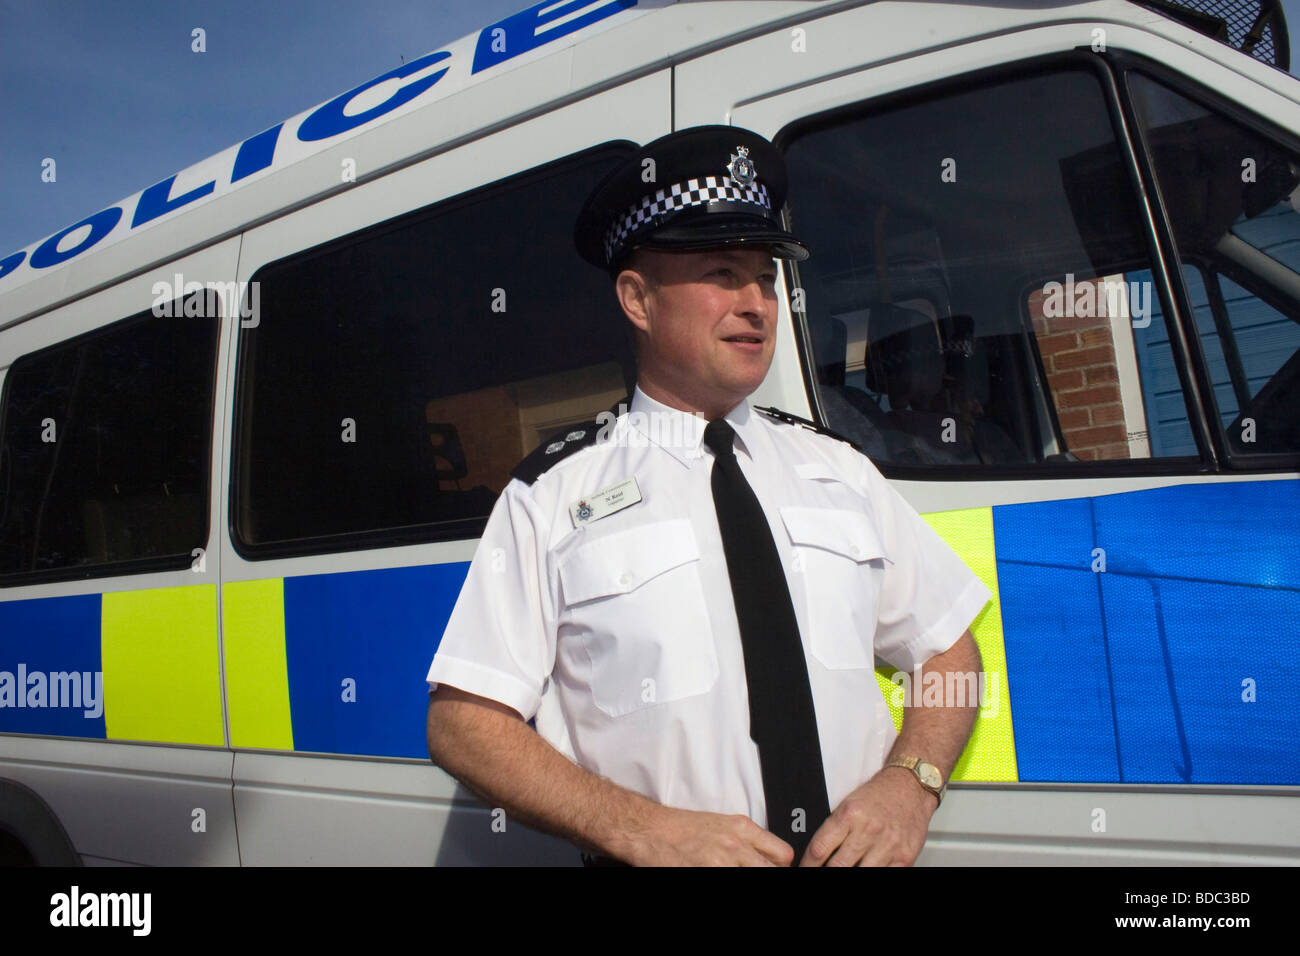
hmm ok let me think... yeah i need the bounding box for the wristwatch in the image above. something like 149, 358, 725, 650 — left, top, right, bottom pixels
886, 755, 946, 806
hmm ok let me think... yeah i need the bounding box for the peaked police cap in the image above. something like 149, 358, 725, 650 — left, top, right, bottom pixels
574, 125, 809, 272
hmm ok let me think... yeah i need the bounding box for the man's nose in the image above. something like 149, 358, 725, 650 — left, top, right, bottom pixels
736, 276, 771, 320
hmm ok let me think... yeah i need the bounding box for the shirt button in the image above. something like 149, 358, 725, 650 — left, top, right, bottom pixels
850, 545, 861, 557
617, 572, 631, 588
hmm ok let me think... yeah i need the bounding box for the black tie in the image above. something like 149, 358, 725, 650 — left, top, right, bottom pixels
703, 418, 831, 861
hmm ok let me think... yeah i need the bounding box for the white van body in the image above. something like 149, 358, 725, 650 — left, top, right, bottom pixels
1, 0, 1297, 865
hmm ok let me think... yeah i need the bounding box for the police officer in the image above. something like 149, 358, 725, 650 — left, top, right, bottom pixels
426, 126, 990, 866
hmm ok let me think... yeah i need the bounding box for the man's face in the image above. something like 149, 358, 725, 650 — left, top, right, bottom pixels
617, 246, 780, 418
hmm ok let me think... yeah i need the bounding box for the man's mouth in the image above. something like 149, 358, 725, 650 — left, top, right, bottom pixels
723, 335, 764, 344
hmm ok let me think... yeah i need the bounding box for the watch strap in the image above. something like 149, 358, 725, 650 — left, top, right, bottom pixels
886, 755, 944, 806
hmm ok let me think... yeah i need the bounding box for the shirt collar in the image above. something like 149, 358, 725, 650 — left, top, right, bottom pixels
628, 386, 758, 467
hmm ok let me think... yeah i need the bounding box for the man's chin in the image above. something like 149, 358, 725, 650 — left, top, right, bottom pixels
716, 378, 768, 409
730, 364, 773, 395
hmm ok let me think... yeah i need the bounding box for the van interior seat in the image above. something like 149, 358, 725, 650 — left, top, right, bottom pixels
862, 305, 1021, 464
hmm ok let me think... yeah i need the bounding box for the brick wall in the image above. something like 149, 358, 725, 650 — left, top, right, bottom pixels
1027, 281, 1130, 461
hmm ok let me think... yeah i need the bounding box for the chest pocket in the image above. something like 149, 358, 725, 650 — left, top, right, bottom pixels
780, 506, 889, 670
558, 519, 719, 717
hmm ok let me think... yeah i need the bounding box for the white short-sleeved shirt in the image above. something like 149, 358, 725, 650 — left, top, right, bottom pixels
427, 386, 991, 826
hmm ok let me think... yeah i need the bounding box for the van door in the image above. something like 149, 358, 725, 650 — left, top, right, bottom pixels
676, 4, 1300, 863
219, 72, 670, 865
0, 239, 240, 865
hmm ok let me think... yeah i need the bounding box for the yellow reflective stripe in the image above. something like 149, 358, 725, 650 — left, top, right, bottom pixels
873, 505, 1018, 782
101, 583, 224, 746
221, 578, 293, 750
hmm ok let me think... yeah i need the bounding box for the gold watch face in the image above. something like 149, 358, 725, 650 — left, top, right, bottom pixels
918, 763, 943, 789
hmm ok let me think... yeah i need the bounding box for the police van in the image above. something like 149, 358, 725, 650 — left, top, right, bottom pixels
1, 0, 1297, 865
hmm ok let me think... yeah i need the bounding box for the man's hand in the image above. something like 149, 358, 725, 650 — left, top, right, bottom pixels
429, 685, 790, 866
796, 629, 983, 866
798, 766, 937, 866
622, 806, 795, 867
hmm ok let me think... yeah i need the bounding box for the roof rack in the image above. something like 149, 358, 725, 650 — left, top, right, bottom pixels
1131, 0, 1290, 71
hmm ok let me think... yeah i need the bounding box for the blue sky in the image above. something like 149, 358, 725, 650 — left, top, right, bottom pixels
0, 0, 523, 257
2, 0, 1299, 258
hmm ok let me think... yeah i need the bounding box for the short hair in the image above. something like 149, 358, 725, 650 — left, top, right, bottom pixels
615, 247, 661, 290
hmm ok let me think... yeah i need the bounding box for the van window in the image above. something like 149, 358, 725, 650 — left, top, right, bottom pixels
232, 145, 636, 557
0, 296, 219, 583
783, 65, 1199, 468
1024, 267, 1191, 461
1128, 72, 1300, 458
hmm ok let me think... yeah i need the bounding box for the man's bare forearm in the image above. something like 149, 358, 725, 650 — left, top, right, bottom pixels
426, 685, 662, 859
886, 629, 983, 781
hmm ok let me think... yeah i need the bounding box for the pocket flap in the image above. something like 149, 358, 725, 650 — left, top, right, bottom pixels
794, 462, 845, 482
559, 519, 701, 605
780, 507, 890, 563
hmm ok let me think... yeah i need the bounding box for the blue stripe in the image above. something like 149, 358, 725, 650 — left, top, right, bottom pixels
283, 562, 468, 758
0, 593, 106, 738
995, 480, 1300, 784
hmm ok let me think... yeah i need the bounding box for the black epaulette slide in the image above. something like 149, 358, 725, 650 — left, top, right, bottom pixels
753, 405, 861, 451
511, 419, 605, 485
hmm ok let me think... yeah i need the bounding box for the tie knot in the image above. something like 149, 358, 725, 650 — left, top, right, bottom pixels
703, 418, 736, 458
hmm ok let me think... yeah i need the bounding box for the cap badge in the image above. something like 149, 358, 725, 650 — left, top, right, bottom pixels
727, 146, 757, 187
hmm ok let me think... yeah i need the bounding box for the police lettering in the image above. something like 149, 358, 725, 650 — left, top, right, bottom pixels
1, 4, 636, 286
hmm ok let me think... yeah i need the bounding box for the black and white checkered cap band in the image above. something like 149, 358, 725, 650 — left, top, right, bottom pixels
603, 175, 771, 264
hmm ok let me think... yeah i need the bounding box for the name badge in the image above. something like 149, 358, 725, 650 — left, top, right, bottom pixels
570, 477, 642, 527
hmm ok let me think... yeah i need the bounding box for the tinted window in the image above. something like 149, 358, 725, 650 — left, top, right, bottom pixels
234, 145, 636, 556
0, 297, 218, 583
1129, 72, 1300, 457
784, 65, 1198, 468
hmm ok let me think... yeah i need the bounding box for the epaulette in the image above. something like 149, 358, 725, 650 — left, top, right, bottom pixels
754, 405, 863, 452
511, 420, 606, 485
512, 395, 632, 484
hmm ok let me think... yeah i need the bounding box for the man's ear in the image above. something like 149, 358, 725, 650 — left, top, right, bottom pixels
615, 268, 654, 335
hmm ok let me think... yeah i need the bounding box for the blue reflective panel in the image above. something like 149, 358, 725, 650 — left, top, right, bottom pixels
283, 562, 468, 758
0, 594, 106, 738
996, 480, 1300, 784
